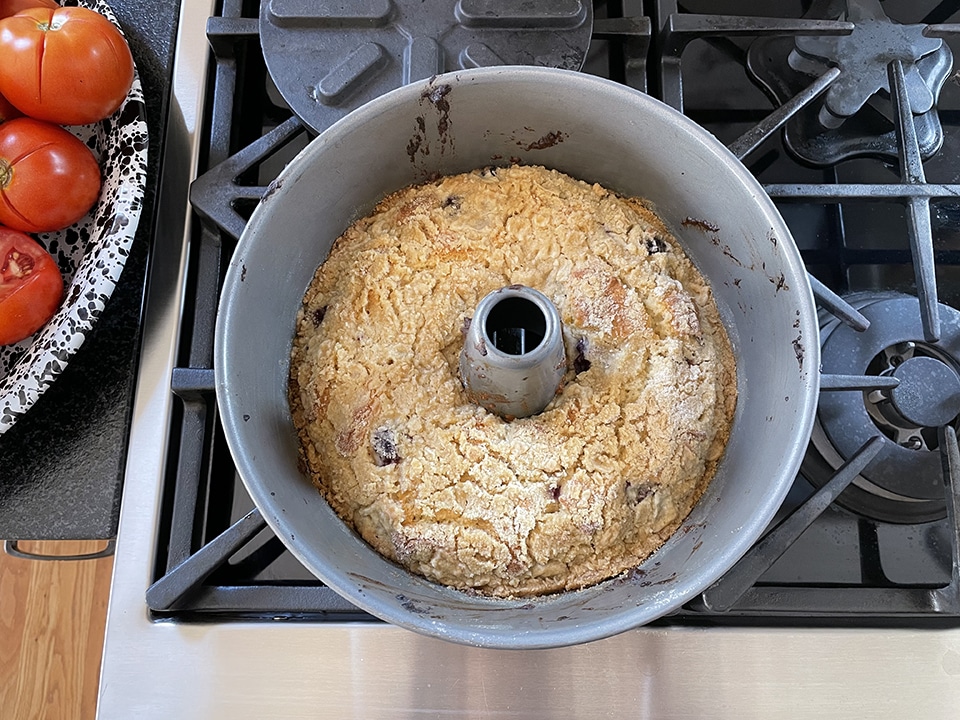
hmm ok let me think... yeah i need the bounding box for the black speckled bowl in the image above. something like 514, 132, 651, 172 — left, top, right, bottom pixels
0, 0, 148, 434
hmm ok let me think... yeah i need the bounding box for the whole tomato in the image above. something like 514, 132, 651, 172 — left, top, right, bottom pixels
0, 6, 134, 125
0, 225, 62, 345
0, 0, 57, 20
0, 118, 101, 233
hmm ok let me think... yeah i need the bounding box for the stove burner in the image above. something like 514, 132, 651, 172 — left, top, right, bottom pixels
746, 0, 953, 166
789, 0, 942, 129
803, 293, 960, 523
259, 0, 593, 133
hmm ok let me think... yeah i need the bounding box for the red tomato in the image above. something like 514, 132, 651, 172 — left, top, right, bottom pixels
0, 225, 62, 345
0, 6, 134, 125
0, 0, 57, 20
0, 118, 101, 233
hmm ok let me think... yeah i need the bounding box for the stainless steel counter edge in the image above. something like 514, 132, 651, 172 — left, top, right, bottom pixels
97, 2, 960, 717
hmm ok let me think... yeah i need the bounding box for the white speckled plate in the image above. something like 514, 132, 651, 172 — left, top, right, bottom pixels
0, 0, 148, 434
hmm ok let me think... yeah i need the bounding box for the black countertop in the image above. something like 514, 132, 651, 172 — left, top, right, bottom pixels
0, 1, 181, 541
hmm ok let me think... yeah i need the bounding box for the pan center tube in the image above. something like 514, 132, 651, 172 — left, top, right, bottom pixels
459, 285, 566, 419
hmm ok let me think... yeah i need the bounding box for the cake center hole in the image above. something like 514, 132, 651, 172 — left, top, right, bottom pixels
485, 296, 546, 355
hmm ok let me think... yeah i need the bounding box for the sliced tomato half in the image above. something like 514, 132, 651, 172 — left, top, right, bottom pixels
0, 225, 62, 345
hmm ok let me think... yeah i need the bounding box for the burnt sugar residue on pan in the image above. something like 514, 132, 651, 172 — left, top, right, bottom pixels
617, 567, 646, 585
424, 83, 452, 135
770, 271, 789, 293
681, 216, 720, 233
408, 81, 455, 168
521, 129, 568, 151
423, 82, 451, 112
406, 116, 426, 162
424, 82, 454, 153
793, 334, 805, 370
633, 572, 678, 588
261, 177, 283, 203
400, 594, 449, 620
721, 244, 746, 268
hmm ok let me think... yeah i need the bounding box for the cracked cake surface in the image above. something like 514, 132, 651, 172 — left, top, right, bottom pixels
289, 165, 737, 597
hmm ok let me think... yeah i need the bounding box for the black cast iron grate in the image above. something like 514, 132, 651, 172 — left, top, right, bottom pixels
147, 0, 960, 623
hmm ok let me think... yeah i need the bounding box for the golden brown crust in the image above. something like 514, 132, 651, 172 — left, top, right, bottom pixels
289, 165, 737, 597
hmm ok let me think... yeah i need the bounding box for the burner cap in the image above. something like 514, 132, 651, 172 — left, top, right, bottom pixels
890, 356, 960, 429
790, 2, 942, 129
260, 0, 594, 133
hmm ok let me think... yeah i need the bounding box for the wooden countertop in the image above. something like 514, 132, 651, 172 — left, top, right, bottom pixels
0, 541, 113, 720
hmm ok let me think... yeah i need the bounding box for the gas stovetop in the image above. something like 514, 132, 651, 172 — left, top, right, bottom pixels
96, 2, 960, 718
141, 0, 960, 627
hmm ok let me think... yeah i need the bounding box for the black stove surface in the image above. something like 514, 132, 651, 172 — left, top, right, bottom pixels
147, 0, 960, 625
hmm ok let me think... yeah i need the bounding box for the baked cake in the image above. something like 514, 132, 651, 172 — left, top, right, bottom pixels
288, 165, 737, 597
